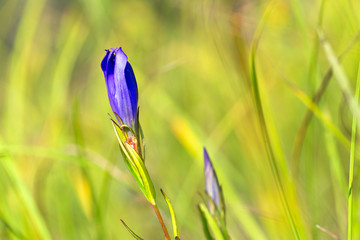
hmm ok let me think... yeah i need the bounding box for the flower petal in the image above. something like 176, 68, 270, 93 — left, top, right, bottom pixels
101, 49, 110, 73
113, 48, 138, 127
102, 47, 139, 129
124, 61, 138, 120
103, 49, 122, 123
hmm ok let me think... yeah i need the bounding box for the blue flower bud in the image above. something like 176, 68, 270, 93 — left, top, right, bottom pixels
101, 47, 138, 130
203, 148, 221, 211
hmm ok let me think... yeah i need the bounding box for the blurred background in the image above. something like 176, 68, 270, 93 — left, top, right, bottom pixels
1, 0, 360, 239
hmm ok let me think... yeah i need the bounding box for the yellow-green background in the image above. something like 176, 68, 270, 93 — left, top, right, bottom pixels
1, 0, 360, 239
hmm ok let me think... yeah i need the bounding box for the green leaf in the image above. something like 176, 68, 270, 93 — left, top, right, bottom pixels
161, 189, 180, 238
198, 203, 225, 240
319, 29, 360, 125
120, 219, 144, 240
111, 121, 145, 195
111, 118, 156, 205
348, 60, 360, 240
125, 142, 156, 204
198, 205, 214, 240
250, 39, 301, 240
0, 212, 26, 239
287, 83, 350, 148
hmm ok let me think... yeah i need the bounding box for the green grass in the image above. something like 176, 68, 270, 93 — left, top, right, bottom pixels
1, 0, 360, 239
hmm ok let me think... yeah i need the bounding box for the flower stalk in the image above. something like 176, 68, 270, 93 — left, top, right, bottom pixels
152, 204, 171, 240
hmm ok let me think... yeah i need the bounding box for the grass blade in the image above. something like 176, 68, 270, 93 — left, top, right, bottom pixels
198, 204, 214, 240
198, 203, 225, 240
287, 83, 350, 148
318, 29, 360, 124
250, 46, 301, 239
0, 156, 51, 240
348, 60, 360, 240
120, 219, 144, 240
161, 189, 180, 238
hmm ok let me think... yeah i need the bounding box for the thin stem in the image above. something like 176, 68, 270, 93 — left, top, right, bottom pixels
348, 61, 360, 240
152, 204, 171, 240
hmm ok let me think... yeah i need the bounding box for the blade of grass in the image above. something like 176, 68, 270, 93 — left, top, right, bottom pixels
318, 29, 360, 125
120, 219, 144, 240
325, 126, 347, 195
0, 155, 51, 240
324, 129, 346, 236
293, 29, 360, 165
292, 0, 326, 171
316, 225, 340, 240
250, 1, 301, 239
161, 189, 180, 239
319, 28, 360, 240
4, 0, 46, 143
250, 46, 300, 240
348, 60, 360, 240
287, 82, 350, 148
0, 213, 26, 239
198, 204, 214, 240
198, 203, 226, 240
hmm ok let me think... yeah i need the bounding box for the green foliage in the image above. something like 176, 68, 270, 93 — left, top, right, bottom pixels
198, 203, 227, 240
120, 220, 144, 240
111, 120, 156, 205
161, 189, 180, 239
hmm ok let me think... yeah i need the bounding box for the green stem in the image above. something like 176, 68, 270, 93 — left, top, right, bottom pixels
152, 204, 171, 240
348, 61, 360, 240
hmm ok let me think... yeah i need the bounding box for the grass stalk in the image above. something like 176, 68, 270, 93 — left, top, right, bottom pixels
248, 2, 301, 238
348, 61, 360, 240
250, 47, 300, 239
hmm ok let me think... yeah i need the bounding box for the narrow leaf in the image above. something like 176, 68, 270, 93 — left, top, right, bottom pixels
319, 29, 360, 125
121, 219, 144, 240
125, 142, 156, 204
348, 60, 360, 240
0, 214, 26, 239
250, 44, 301, 239
111, 121, 145, 194
287, 83, 350, 148
198, 203, 225, 240
198, 205, 214, 240
161, 189, 180, 238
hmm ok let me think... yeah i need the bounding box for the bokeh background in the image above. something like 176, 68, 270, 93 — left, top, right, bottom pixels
1, 0, 360, 239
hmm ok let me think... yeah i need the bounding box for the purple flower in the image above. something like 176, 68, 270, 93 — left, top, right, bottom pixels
203, 148, 221, 210
101, 47, 138, 130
